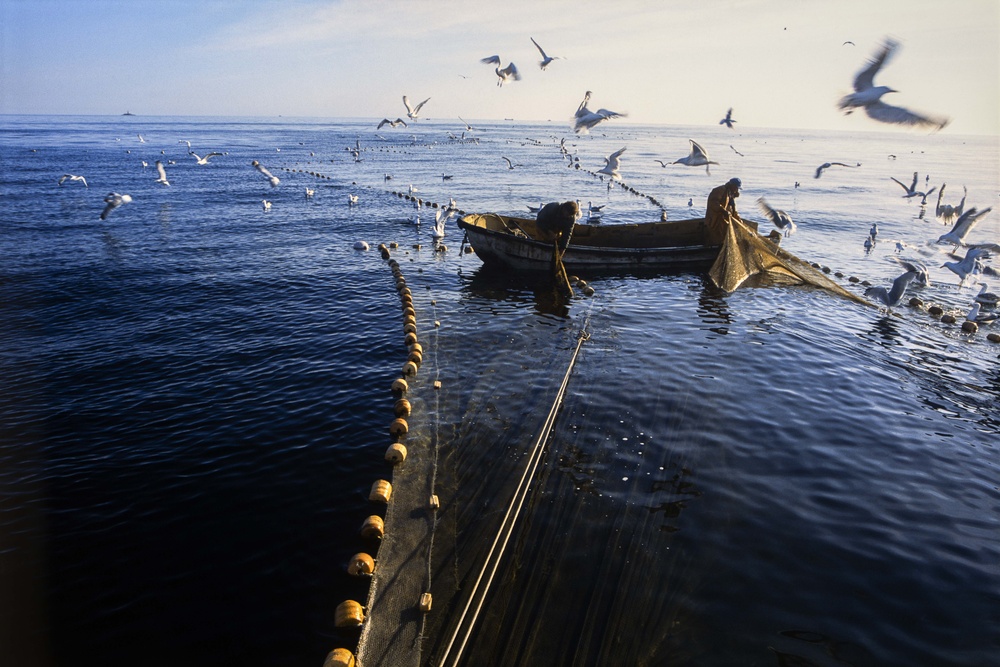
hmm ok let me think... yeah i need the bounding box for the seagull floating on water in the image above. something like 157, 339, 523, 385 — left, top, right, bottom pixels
974, 282, 999, 308
573, 91, 625, 134
597, 147, 626, 181
865, 270, 917, 310
838, 38, 949, 131
403, 96, 430, 120
937, 207, 992, 246
100, 192, 132, 220
756, 197, 797, 236
481, 56, 521, 86
58, 174, 88, 187
673, 140, 718, 175
530, 37, 560, 70
262, 200, 272, 211
719, 108, 737, 129
251, 160, 280, 187
814, 161, 860, 179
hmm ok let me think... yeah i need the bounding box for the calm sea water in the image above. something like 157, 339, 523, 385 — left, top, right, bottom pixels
1, 115, 999, 667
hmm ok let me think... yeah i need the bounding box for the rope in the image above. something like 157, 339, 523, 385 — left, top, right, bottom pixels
437, 324, 591, 667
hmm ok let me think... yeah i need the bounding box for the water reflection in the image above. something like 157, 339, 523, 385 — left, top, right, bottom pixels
460, 264, 570, 318
696, 277, 732, 334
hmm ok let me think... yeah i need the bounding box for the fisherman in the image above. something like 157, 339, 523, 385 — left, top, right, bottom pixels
535, 200, 580, 294
705, 177, 755, 245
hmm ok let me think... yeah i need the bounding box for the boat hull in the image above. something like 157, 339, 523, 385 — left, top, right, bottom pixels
458, 213, 720, 272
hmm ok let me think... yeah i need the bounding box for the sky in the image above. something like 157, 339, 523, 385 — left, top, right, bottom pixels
1, 0, 998, 135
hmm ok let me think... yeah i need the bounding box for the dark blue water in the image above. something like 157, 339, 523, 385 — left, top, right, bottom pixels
1, 115, 999, 666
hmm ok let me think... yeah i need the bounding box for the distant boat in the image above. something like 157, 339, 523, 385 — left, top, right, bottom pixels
122, 111, 135, 116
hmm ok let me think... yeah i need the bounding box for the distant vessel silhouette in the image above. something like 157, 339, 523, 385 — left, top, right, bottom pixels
122, 111, 135, 116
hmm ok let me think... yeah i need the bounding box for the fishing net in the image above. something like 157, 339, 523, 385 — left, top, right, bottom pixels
709, 215, 872, 307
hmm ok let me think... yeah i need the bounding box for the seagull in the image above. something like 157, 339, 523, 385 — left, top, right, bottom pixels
530, 37, 560, 70
262, 200, 272, 211
890, 171, 935, 198
432, 208, 453, 239
936, 184, 967, 224
815, 161, 860, 179
673, 140, 718, 175
377, 117, 407, 129
137, 134, 146, 143
100, 192, 132, 220
838, 38, 949, 131
965, 302, 1000, 324
756, 197, 797, 236
190, 151, 223, 165
865, 270, 917, 310
974, 282, 999, 308
869, 222, 878, 240
251, 160, 280, 187
719, 108, 737, 129
402, 96, 430, 120
573, 90, 626, 134
938, 207, 992, 246
305, 188, 314, 198
348, 194, 359, 205
527, 203, 543, 213
154, 160, 170, 186
890, 257, 932, 286
597, 147, 626, 181
481, 55, 520, 86
942, 246, 991, 285
501, 156, 516, 170
730, 144, 745, 157
58, 174, 88, 187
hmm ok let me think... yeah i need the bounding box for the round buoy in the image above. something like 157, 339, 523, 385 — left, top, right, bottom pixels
961, 320, 979, 333
347, 553, 375, 576
380, 247, 391, 260
404, 332, 418, 346
403, 360, 418, 376
464, 246, 473, 254
401, 294, 413, 306
403, 316, 417, 329
390, 417, 409, 437
835, 271, 844, 278
400, 286, 412, 297
568, 275, 580, 283
323, 648, 356, 667
409, 342, 423, 355
848, 276, 860, 283
928, 305, 944, 316
392, 377, 408, 395
435, 245, 447, 253
908, 297, 923, 308
987, 333, 1000, 343
403, 305, 416, 318
394, 398, 412, 417
385, 442, 407, 464
941, 314, 956, 324
582, 286, 595, 297
360, 515, 384, 540
389, 242, 398, 249
335, 600, 365, 628
408, 353, 422, 369
404, 322, 417, 335
370, 479, 392, 504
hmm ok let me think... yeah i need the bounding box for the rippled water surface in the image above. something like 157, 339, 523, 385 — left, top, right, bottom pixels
1, 116, 999, 667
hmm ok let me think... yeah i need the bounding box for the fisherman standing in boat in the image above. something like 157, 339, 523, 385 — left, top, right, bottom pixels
535, 200, 580, 295
705, 178, 755, 245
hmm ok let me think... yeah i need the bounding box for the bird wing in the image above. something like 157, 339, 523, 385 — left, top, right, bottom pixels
654, 160, 667, 167
502, 156, 513, 168
402, 96, 414, 115
530, 37, 548, 59
481, 55, 501, 65
58, 175, 69, 185
864, 101, 949, 131
377, 118, 390, 129
607, 147, 627, 167
756, 198, 779, 225
814, 164, 827, 179
853, 38, 898, 92
501, 63, 521, 80
689, 140, 709, 160
887, 270, 917, 305
890, 176, 910, 192
950, 207, 988, 240
79, 176, 88, 187
413, 97, 430, 114
156, 161, 168, 180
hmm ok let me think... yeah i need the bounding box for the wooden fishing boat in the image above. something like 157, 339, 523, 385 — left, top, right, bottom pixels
457, 212, 720, 272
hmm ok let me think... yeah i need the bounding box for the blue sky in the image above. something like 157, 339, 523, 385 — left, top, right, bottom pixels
2, 0, 997, 135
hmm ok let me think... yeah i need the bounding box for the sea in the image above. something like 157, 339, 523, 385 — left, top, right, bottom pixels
1, 115, 998, 667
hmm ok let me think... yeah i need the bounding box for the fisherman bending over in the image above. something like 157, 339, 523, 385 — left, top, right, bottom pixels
705, 178, 756, 245
535, 200, 580, 293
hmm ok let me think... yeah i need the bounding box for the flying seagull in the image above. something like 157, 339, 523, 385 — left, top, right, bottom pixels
814, 161, 860, 179
100, 192, 132, 220
890, 171, 935, 198
501, 156, 517, 170
154, 160, 170, 186
377, 118, 407, 129
530, 37, 560, 70
481, 55, 521, 86
403, 96, 430, 120
673, 140, 718, 175
573, 90, 626, 134
597, 147, 626, 181
937, 207, 993, 247
719, 108, 737, 129
190, 151, 223, 165
58, 174, 88, 187
838, 38, 949, 131
935, 184, 967, 224
251, 160, 280, 187
890, 257, 932, 287
865, 270, 918, 310
942, 246, 991, 285
756, 197, 797, 236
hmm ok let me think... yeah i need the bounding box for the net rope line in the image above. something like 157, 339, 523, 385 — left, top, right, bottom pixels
437, 319, 592, 667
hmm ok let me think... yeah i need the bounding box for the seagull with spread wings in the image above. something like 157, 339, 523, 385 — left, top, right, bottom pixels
530, 37, 561, 70
573, 90, 626, 134
838, 38, 949, 131
481, 55, 521, 86
672, 140, 718, 175
597, 147, 626, 181
403, 96, 430, 120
